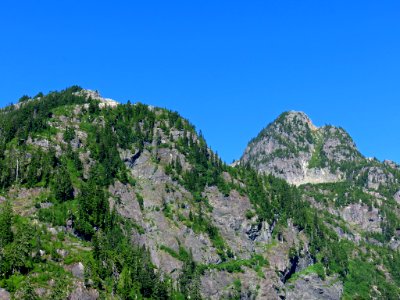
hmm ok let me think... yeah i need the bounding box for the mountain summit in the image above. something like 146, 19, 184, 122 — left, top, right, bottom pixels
240, 111, 362, 185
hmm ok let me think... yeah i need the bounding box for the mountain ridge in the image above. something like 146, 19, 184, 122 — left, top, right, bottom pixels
0, 87, 399, 299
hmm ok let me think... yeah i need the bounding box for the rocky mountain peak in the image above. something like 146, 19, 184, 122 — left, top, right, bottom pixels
265, 111, 316, 138
277, 110, 317, 130
246, 111, 314, 153
240, 111, 362, 185
77, 89, 120, 108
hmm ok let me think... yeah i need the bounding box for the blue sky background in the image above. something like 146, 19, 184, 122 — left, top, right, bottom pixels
1, 0, 399, 163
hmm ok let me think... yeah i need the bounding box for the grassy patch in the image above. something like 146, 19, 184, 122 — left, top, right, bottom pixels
37, 200, 78, 227
288, 262, 325, 282
200, 254, 268, 274
160, 244, 190, 262
51, 104, 76, 118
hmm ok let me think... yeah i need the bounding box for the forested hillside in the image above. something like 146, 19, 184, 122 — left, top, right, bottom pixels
0, 87, 399, 299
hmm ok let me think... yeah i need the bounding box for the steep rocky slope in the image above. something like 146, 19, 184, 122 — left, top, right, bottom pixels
240, 110, 400, 243
0, 88, 400, 299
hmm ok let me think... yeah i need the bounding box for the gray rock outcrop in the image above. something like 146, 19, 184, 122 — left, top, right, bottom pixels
360, 166, 396, 190
286, 274, 343, 300
0, 289, 10, 300
68, 282, 99, 300
395, 190, 400, 204
341, 203, 381, 233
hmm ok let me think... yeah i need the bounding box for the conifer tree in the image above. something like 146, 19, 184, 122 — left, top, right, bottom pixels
0, 201, 13, 248
53, 166, 74, 202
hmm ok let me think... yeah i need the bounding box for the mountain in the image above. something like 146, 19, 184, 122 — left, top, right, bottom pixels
0, 87, 400, 299
240, 111, 363, 185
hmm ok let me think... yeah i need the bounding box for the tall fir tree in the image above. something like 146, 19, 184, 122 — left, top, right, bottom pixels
0, 201, 13, 248
53, 166, 74, 202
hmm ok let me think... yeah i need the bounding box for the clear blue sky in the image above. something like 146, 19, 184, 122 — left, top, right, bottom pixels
1, 1, 399, 163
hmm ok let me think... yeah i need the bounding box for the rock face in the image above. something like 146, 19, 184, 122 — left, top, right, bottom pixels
395, 190, 400, 204
0, 289, 10, 300
113, 148, 221, 274
286, 274, 343, 300
77, 89, 119, 108
240, 111, 361, 185
361, 166, 397, 190
341, 203, 382, 233
70, 262, 85, 279
68, 282, 99, 300
206, 186, 269, 257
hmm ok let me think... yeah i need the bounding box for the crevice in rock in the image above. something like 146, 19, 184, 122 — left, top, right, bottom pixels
281, 256, 299, 283
246, 222, 263, 241
124, 150, 141, 168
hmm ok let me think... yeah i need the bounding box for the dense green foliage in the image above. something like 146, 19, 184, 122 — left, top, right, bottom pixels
0, 207, 73, 298
174, 131, 229, 199
0, 86, 83, 143
0, 86, 84, 190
